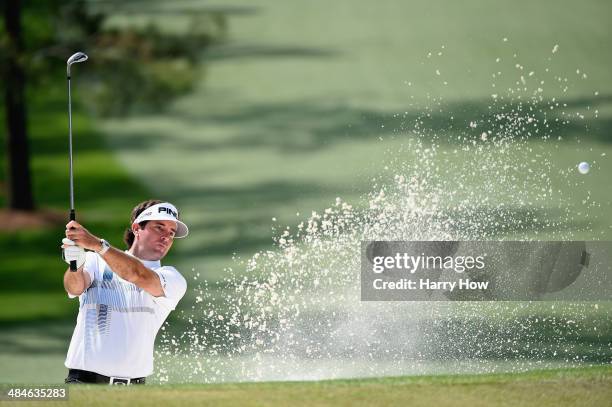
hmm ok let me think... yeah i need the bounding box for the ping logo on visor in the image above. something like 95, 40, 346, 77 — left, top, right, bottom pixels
132, 202, 189, 238
158, 206, 178, 219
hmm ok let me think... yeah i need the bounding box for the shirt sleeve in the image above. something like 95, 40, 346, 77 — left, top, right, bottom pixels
151, 266, 187, 311
67, 252, 97, 299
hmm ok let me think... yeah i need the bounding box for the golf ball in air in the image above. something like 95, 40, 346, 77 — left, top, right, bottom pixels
578, 162, 590, 174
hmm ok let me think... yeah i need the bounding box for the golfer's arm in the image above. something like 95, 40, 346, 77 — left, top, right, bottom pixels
100, 248, 164, 297
63, 267, 91, 296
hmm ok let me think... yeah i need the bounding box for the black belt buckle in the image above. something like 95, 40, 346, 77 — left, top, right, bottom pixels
110, 377, 131, 385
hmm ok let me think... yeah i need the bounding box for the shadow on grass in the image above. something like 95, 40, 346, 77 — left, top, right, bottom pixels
426, 315, 612, 363
157, 303, 612, 364
94, 3, 259, 17
103, 94, 612, 155
170, 186, 592, 263
204, 44, 341, 61
435, 206, 593, 237
0, 321, 73, 355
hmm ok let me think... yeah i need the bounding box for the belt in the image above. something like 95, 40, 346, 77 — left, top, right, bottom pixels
66, 369, 146, 385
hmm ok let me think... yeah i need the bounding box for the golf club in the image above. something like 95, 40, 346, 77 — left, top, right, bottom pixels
67, 52, 88, 271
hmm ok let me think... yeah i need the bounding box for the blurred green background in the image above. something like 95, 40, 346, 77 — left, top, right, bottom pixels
1, 0, 611, 383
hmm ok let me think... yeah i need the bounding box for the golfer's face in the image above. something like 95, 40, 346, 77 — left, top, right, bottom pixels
138, 220, 177, 259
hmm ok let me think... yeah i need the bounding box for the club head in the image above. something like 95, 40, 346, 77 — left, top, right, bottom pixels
67, 52, 88, 66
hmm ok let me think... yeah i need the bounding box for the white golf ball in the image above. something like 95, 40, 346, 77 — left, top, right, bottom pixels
577, 161, 590, 174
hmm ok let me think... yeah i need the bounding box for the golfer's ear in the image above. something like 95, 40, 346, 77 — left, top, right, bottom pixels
132, 224, 140, 234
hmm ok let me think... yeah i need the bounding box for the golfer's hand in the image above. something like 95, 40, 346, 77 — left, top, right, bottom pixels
65, 221, 101, 252
62, 238, 86, 269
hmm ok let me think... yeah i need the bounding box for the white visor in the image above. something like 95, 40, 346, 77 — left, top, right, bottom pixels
133, 202, 189, 238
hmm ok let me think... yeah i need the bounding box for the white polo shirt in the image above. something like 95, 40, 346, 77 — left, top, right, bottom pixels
64, 251, 187, 378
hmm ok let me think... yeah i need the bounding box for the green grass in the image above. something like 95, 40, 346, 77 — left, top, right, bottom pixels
2, 0, 611, 317
0, 293, 74, 323
1, 0, 611, 389
3, 366, 611, 407
100, 0, 612, 279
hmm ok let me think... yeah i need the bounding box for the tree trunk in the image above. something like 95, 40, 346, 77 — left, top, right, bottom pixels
3, 0, 35, 211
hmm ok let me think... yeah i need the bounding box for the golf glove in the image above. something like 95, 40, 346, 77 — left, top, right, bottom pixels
62, 238, 86, 269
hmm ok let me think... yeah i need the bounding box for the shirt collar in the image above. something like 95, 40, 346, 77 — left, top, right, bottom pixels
124, 250, 161, 269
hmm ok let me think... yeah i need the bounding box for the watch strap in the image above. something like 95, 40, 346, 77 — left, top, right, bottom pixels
98, 239, 111, 255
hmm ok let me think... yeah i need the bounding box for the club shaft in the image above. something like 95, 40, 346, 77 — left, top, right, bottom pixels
67, 75, 75, 211
67, 73, 77, 272
66, 55, 87, 273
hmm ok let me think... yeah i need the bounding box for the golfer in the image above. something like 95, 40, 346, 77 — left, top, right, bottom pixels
61, 200, 188, 384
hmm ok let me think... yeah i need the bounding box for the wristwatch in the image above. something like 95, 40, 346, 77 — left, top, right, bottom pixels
98, 239, 111, 255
